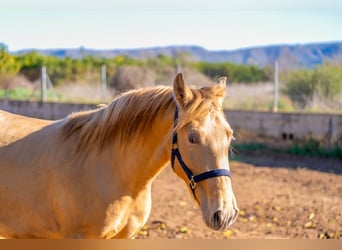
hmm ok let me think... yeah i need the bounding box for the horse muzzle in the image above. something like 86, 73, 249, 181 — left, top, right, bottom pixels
210, 208, 239, 231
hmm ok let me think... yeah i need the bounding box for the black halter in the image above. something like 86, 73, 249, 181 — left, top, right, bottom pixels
170, 107, 231, 195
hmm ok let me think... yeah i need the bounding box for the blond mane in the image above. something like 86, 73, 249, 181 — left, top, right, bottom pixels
62, 85, 227, 154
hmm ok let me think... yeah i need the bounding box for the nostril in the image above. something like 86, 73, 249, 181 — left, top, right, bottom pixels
229, 208, 239, 226
213, 210, 223, 229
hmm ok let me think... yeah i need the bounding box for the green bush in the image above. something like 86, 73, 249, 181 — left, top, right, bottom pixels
7, 53, 141, 86
284, 63, 342, 109
232, 142, 268, 151
194, 62, 268, 83
289, 138, 342, 159
0, 87, 34, 100
283, 70, 315, 108
2, 49, 269, 86
312, 64, 342, 99
0, 47, 19, 76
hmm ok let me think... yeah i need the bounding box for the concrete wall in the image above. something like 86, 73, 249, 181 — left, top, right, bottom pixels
225, 110, 342, 143
0, 99, 96, 120
1, 99, 341, 143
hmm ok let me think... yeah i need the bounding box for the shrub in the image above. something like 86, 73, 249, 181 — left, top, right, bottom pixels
284, 63, 342, 109
283, 70, 315, 108
289, 138, 342, 159
0, 47, 19, 76
194, 62, 268, 83
109, 66, 155, 91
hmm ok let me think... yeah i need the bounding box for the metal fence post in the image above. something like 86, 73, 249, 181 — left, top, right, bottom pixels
273, 61, 279, 112
101, 64, 107, 101
41, 66, 47, 102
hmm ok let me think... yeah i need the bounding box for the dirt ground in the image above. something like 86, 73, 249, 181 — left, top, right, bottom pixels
135, 154, 342, 239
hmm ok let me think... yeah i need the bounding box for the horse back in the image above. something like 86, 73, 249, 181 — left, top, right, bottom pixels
0, 110, 53, 146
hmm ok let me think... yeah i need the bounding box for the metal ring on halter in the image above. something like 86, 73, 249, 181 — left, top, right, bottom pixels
189, 176, 196, 190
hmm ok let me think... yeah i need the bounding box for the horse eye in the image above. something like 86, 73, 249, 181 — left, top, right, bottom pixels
188, 133, 199, 144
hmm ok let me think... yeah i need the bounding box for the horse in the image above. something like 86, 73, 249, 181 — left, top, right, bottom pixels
0, 73, 238, 238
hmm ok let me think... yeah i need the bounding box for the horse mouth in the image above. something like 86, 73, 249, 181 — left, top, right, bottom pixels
207, 208, 239, 231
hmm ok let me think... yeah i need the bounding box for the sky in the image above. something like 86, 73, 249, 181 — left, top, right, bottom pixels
1, 0, 342, 52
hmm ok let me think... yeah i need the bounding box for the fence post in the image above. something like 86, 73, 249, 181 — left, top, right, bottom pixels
273, 60, 279, 112
175, 64, 181, 74
101, 64, 107, 101
41, 66, 47, 102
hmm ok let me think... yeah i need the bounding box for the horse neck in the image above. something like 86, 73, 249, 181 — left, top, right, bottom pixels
110, 104, 175, 194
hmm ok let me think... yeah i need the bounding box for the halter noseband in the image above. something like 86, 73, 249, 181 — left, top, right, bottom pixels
170, 107, 231, 195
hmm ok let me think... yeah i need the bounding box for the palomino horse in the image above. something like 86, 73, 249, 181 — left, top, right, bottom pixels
0, 73, 238, 238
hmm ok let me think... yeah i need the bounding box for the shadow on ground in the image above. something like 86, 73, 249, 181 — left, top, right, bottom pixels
231, 150, 342, 175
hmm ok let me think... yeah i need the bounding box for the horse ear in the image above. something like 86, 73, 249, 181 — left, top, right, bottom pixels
209, 77, 227, 105
173, 73, 193, 108
216, 76, 227, 89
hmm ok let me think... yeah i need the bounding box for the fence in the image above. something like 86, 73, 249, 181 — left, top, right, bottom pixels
0, 99, 96, 120
224, 109, 341, 144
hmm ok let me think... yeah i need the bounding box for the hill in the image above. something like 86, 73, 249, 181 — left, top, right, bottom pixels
13, 41, 342, 69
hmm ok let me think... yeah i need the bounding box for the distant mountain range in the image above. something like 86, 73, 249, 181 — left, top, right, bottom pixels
14, 41, 342, 69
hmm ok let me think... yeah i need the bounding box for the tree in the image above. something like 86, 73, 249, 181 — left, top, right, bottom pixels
0, 44, 18, 76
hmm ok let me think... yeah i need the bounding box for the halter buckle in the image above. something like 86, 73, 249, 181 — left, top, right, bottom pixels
189, 176, 196, 190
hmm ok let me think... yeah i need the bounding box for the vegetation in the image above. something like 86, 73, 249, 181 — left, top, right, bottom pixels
0, 45, 19, 75
232, 142, 268, 152
1, 45, 342, 113
231, 140, 342, 160
0, 87, 61, 101
283, 63, 342, 111
288, 138, 342, 159
1, 47, 268, 87
1, 51, 140, 85
194, 62, 269, 83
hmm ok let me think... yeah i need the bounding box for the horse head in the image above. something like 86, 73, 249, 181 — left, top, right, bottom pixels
171, 73, 238, 230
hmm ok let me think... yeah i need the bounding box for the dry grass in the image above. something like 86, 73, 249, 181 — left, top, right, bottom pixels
223, 82, 294, 112
55, 83, 115, 104
2, 74, 339, 113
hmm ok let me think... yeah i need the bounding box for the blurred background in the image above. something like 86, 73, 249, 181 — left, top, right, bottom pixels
1, 1, 341, 113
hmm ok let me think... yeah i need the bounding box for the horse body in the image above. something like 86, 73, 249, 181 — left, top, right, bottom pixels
0, 73, 238, 238
0, 111, 172, 238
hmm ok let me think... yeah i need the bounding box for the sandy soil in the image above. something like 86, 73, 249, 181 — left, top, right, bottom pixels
135, 155, 342, 239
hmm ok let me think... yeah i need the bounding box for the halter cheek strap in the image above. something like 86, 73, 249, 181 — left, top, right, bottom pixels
170, 107, 231, 195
